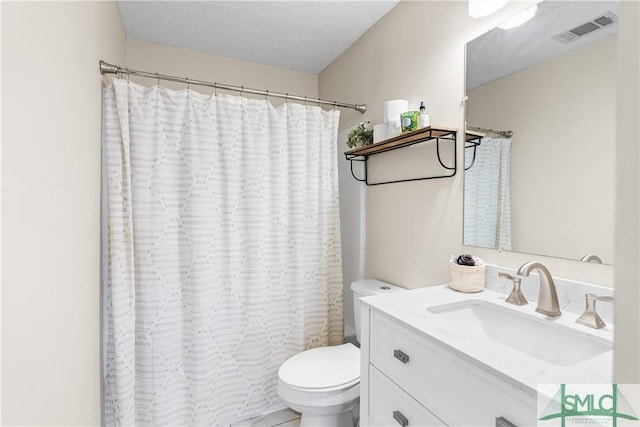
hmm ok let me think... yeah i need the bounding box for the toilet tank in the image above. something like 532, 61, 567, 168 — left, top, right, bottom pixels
350, 279, 405, 344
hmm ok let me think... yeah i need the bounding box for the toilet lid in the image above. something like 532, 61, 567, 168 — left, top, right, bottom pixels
278, 343, 360, 390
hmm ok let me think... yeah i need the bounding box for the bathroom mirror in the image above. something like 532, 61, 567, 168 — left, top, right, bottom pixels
464, 1, 617, 265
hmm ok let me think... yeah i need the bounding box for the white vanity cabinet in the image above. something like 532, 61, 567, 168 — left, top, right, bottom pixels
360, 308, 537, 427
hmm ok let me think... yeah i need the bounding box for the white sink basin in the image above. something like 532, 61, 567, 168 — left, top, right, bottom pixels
427, 300, 611, 366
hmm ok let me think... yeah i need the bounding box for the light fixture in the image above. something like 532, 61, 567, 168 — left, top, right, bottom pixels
498, 4, 538, 29
468, 0, 508, 19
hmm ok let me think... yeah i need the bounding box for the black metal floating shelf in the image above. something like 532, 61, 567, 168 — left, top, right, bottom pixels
344, 126, 484, 186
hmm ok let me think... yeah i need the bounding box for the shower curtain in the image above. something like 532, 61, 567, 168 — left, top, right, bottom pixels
102, 79, 344, 426
464, 136, 512, 250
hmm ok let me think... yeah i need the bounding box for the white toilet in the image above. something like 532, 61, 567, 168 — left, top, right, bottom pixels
277, 279, 405, 427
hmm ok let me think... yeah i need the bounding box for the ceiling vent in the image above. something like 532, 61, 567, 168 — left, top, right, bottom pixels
552, 11, 617, 44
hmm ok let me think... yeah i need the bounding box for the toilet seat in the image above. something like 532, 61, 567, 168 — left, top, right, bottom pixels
278, 343, 360, 391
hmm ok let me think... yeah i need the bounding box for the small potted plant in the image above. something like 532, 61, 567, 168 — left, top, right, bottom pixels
346, 122, 374, 149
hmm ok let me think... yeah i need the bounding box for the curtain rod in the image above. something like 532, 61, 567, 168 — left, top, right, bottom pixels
99, 60, 366, 114
467, 126, 513, 139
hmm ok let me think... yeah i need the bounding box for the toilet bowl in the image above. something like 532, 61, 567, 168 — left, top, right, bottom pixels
277, 279, 405, 427
278, 343, 360, 427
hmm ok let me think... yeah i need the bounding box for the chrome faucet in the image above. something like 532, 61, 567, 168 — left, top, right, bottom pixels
576, 294, 614, 329
516, 262, 561, 317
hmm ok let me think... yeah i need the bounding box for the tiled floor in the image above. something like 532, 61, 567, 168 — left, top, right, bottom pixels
233, 409, 301, 427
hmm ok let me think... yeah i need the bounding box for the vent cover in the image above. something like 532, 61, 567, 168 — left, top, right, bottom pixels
552, 11, 618, 44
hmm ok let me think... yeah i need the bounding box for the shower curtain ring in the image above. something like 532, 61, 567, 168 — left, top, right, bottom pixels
186, 77, 190, 90
214, 82, 217, 96
265, 89, 269, 101
241, 85, 244, 98
285, 93, 289, 104
155, 73, 160, 86
304, 96, 307, 106
333, 101, 338, 110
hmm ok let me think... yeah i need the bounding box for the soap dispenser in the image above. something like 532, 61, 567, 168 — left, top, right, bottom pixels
418, 101, 430, 129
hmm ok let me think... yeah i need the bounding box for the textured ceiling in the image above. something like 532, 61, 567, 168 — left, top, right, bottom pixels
117, 1, 399, 74
467, 1, 619, 90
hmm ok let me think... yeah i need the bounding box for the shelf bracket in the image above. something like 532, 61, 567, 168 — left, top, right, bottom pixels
349, 158, 367, 182
464, 133, 483, 171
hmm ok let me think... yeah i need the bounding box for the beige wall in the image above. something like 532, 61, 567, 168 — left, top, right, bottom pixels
1, 16, 320, 425
126, 39, 318, 101
467, 36, 616, 264
1, 1, 126, 425
614, 0, 640, 384
318, 0, 611, 289
320, 1, 615, 287
320, 0, 637, 380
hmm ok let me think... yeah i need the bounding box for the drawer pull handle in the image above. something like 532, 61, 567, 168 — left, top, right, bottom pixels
496, 417, 517, 427
393, 410, 409, 427
394, 349, 410, 364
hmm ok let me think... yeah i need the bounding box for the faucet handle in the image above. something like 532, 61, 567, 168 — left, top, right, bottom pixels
499, 272, 528, 306
576, 293, 614, 329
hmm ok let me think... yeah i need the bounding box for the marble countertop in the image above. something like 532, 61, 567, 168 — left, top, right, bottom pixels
361, 284, 613, 396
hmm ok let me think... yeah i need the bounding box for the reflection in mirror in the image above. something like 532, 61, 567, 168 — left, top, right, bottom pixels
464, 1, 617, 265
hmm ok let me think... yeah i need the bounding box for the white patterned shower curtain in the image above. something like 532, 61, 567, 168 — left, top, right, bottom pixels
464, 136, 512, 250
102, 79, 344, 426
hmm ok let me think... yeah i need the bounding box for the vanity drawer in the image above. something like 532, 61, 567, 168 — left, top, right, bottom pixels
369, 310, 535, 426
369, 365, 445, 427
